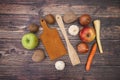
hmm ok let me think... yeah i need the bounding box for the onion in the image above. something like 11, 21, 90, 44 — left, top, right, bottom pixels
77, 42, 89, 53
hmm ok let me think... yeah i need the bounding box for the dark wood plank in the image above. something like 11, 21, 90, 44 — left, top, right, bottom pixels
0, 4, 119, 17
0, 15, 120, 29
0, 0, 119, 6
0, 63, 119, 80
41, 4, 120, 17
0, 4, 39, 15
0, 25, 120, 40
0, 39, 119, 66
0, 0, 120, 80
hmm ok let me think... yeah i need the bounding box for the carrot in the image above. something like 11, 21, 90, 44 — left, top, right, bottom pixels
86, 42, 97, 71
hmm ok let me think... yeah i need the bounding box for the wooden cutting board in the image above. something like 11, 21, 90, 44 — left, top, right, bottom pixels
39, 19, 67, 60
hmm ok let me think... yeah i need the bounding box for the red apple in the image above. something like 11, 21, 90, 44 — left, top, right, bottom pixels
79, 27, 96, 42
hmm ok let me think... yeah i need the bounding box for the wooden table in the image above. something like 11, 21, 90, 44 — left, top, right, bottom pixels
0, 0, 120, 80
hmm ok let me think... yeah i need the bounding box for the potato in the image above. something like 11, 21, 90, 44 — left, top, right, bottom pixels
28, 24, 39, 33
45, 14, 55, 24
32, 50, 45, 62
63, 11, 78, 23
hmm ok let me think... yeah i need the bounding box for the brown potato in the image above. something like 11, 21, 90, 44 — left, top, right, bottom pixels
45, 14, 55, 24
63, 11, 78, 23
28, 24, 39, 33
32, 50, 45, 62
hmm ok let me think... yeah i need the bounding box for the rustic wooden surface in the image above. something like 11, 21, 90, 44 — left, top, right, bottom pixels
0, 0, 120, 80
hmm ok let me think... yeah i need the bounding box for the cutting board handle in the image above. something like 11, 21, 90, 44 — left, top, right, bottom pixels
40, 18, 49, 31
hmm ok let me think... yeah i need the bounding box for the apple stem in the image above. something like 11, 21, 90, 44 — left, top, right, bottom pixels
26, 39, 30, 43
87, 34, 90, 37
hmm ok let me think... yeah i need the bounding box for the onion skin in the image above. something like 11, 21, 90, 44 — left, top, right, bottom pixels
79, 14, 91, 26
77, 42, 89, 54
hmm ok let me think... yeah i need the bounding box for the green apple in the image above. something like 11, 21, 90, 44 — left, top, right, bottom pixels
21, 33, 38, 50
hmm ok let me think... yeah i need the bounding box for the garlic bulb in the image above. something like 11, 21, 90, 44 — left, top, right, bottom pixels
55, 61, 65, 70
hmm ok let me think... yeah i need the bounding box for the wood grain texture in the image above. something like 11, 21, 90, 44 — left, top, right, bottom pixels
39, 19, 67, 60
56, 15, 80, 66
0, 0, 120, 80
